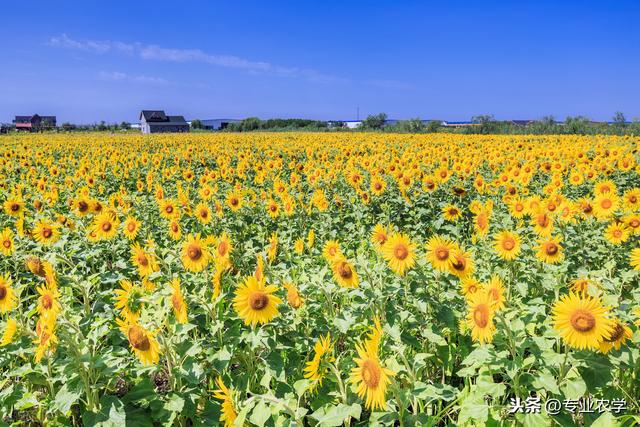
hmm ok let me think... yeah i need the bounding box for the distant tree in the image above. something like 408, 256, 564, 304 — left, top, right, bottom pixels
361, 113, 387, 130
564, 116, 591, 134
61, 122, 76, 132
396, 118, 425, 133
613, 111, 626, 126
471, 114, 494, 125
191, 119, 203, 129
541, 115, 556, 126
425, 120, 442, 133
97, 121, 108, 131
120, 121, 131, 130
470, 114, 499, 134
329, 121, 345, 129
241, 117, 261, 131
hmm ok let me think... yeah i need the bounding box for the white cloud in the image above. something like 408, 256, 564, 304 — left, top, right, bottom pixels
97, 70, 169, 85
50, 34, 343, 83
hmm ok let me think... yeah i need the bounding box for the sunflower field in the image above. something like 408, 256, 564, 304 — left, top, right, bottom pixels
0, 132, 639, 426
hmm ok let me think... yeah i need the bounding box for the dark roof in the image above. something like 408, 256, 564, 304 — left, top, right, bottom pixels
140, 110, 169, 122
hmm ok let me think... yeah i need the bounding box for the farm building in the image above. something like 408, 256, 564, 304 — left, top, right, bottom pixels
139, 110, 189, 134
200, 119, 241, 130
13, 114, 57, 131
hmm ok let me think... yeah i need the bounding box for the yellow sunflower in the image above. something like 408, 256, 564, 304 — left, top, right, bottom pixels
213, 377, 238, 427
460, 277, 482, 299
181, 234, 210, 272
349, 318, 395, 410
426, 235, 456, 272
130, 243, 159, 278
493, 230, 521, 261
122, 216, 141, 239
168, 219, 182, 241
0, 318, 17, 347
536, 237, 564, 264
159, 198, 180, 219
604, 222, 629, 245
267, 233, 278, 263
33, 219, 61, 246
169, 278, 188, 324
331, 257, 359, 288
592, 194, 618, 220
370, 224, 389, 251
466, 291, 496, 344
322, 240, 342, 262
552, 293, 614, 350
34, 318, 58, 363
442, 204, 462, 221
0, 228, 14, 256
233, 276, 281, 327
484, 276, 506, 311
92, 211, 120, 240
381, 233, 416, 276
36, 285, 60, 321
113, 280, 144, 321
0, 274, 17, 313
303, 334, 334, 391
116, 318, 161, 365
215, 233, 232, 268
195, 203, 212, 224
447, 247, 474, 279
630, 248, 640, 271
599, 320, 632, 354
284, 282, 303, 309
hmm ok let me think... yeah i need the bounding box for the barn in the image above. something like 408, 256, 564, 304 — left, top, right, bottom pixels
139, 110, 189, 134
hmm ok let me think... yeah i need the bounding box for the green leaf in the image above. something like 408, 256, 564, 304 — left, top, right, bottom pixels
51, 383, 83, 415
249, 400, 271, 427
310, 403, 362, 427
83, 396, 126, 427
591, 412, 619, 427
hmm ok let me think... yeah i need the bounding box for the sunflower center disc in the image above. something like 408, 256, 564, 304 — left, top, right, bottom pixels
546, 243, 558, 255
101, 222, 112, 232
570, 309, 596, 332
42, 228, 52, 238
473, 304, 489, 328
338, 263, 352, 279
601, 199, 612, 209
605, 323, 624, 342
3, 240, 11, 248
249, 292, 269, 310
362, 359, 381, 388
0, 285, 6, 300
394, 245, 409, 260
41, 294, 53, 309
436, 248, 449, 261
188, 245, 202, 260
128, 326, 151, 351
502, 238, 515, 250
137, 254, 149, 266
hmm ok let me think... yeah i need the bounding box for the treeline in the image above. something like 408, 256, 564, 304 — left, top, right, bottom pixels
224, 117, 329, 132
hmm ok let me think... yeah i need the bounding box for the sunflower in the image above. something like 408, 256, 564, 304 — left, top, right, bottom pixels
623, 214, 640, 235
167, 219, 182, 241
307, 229, 315, 249
0, 228, 14, 256
284, 282, 303, 309
213, 377, 238, 427
122, 216, 141, 239
113, 280, 144, 321
216, 233, 232, 263
195, 203, 212, 224
304, 334, 334, 391
323, 240, 342, 262
599, 320, 632, 354
484, 276, 506, 311
34, 318, 58, 363
0, 318, 17, 347
33, 219, 61, 246
349, 318, 395, 410
531, 211, 553, 237
36, 285, 60, 321
592, 194, 618, 220
630, 248, 640, 271
370, 176, 386, 196
370, 224, 389, 251
426, 235, 456, 272
623, 188, 640, 211
267, 233, 278, 263
181, 234, 210, 272
130, 243, 159, 278
92, 211, 120, 240
570, 277, 595, 295
226, 191, 243, 212
169, 278, 188, 324
466, 291, 496, 344
117, 318, 161, 365
159, 198, 180, 219
536, 237, 564, 264
3, 198, 25, 217
331, 257, 359, 288
294, 238, 305, 254
442, 204, 462, 221
460, 277, 482, 299
265, 199, 280, 218
552, 293, 614, 350
0, 274, 17, 313
604, 222, 629, 245
233, 276, 281, 327
493, 230, 521, 261
381, 233, 416, 276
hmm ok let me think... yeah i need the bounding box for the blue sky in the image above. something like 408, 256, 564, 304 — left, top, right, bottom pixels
1, 0, 638, 123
